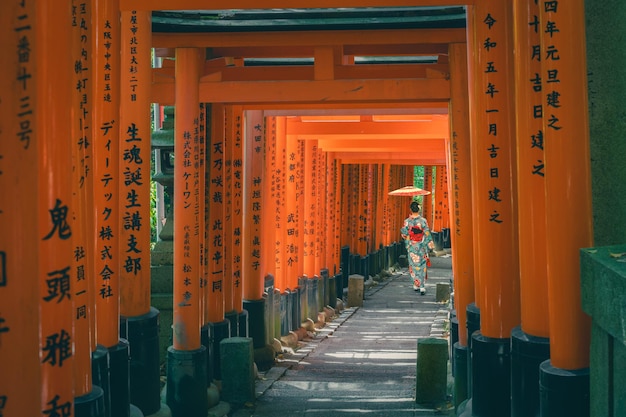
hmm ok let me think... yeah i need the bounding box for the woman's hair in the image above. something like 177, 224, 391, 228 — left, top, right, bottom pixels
410, 201, 420, 213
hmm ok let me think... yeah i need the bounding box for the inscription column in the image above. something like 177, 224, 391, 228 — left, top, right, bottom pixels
539, 2, 593, 415
469, 2, 521, 416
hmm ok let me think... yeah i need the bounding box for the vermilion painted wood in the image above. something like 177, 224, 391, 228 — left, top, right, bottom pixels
206, 104, 226, 323
119, 10, 152, 319
242, 110, 265, 301
470, 0, 520, 339
173, 48, 202, 350
1, 3, 42, 415
37, 1, 76, 411
283, 120, 301, 289
72, 0, 95, 396
151, 28, 466, 49
447, 43, 475, 347
512, 0, 549, 340
541, 1, 592, 370
229, 105, 246, 312
273, 117, 288, 291
261, 115, 277, 286
302, 140, 317, 278
122, 0, 474, 11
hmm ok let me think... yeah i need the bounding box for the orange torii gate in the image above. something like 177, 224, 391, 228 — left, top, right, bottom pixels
1, 2, 599, 417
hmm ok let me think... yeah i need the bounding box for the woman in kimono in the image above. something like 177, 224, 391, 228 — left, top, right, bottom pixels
400, 201, 435, 294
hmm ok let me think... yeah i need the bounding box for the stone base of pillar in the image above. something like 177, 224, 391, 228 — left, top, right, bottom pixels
243, 299, 265, 348
279, 291, 289, 336
539, 360, 589, 417
238, 310, 249, 338
75, 385, 106, 417
453, 342, 469, 411
165, 346, 208, 417
109, 339, 131, 417
298, 277, 308, 324
91, 344, 110, 416
129, 404, 145, 417
450, 314, 458, 375
201, 320, 231, 382
290, 288, 300, 332
225, 310, 238, 337
471, 332, 510, 417
121, 307, 161, 416
511, 326, 550, 417
307, 277, 319, 321
465, 302, 480, 397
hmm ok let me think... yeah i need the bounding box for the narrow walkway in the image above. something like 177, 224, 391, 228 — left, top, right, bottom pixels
234, 256, 454, 417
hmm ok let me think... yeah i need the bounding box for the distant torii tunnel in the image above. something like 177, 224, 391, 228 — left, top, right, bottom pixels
0, 2, 602, 417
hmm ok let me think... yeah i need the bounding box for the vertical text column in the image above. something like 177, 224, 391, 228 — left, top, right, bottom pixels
0, 2, 42, 416
539, 1, 593, 414
36, 1, 75, 414
470, 2, 521, 416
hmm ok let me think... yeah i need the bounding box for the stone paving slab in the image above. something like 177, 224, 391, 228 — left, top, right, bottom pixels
232, 257, 454, 417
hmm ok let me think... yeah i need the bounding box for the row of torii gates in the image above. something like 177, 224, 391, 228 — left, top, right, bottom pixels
0, 1, 594, 417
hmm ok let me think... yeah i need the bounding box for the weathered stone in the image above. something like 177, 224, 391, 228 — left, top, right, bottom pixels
220, 337, 255, 405
436, 283, 451, 302
348, 274, 364, 307
416, 337, 448, 405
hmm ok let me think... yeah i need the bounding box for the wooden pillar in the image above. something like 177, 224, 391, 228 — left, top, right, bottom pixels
41, 0, 75, 412
226, 106, 241, 312
243, 110, 266, 301
272, 117, 287, 291
469, 2, 521, 416
230, 106, 246, 324
0, 2, 74, 415
172, 48, 203, 350
315, 148, 327, 274
202, 103, 230, 381
448, 42, 476, 410
422, 166, 434, 226
219, 104, 236, 321
199, 104, 207, 326
119, 9, 151, 318
366, 164, 375, 255
242, 110, 267, 349
38, 2, 75, 410
296, 139, 306, 279
372, 164, 383, 251
167, 47, 208, 417
433, 165, 448, 232
284, 131, 300, 290
540, 0, 592, 371
222, 104, 245, 338
71, 0, 97, 407
381, 164, 392, 246
207, 104, 227, 324
261, 116, 278, 280
302, 140, 317, 277
340, 164, 351, 250
448, 43, 476, 348
118, 10, 162, 414
510, 2, 551, 416
358, 164, 368, 257
539, 2, 593, 413
440, 166, 450, 230
326, 154, 340, 274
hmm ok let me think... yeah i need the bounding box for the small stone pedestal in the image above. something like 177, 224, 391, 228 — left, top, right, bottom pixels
347, 274, 364, 307
220, 337, 255, 406
416, 337, 448, 406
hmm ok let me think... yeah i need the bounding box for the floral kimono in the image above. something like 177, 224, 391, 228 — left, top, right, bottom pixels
400, 214, 434, 292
